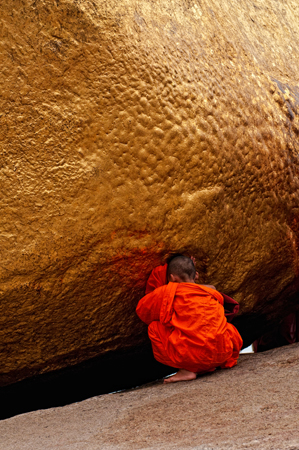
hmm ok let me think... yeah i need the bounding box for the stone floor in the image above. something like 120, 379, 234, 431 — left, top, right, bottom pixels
1, 343, 299, 450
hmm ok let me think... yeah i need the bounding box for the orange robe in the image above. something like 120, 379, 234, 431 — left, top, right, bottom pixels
136, 265, 243, 373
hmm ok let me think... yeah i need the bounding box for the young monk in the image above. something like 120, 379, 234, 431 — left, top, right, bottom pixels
136, 256, 243, 383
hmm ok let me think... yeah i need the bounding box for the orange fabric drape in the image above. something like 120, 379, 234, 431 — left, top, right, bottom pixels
145, 264, 168, 295
137, 265, 243, 373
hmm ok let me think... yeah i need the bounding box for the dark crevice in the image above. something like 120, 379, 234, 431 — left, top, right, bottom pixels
0, 344, 174, 421
232, 313, 268, 348
3, 297, 299, 421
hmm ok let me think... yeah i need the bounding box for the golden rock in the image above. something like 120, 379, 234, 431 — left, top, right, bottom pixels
1, 0, 299, 386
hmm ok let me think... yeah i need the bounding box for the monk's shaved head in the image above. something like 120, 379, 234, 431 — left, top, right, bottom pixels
167, 256, 196, 282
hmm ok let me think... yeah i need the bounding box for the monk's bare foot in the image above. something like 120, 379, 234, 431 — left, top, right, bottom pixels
163, 369, 197, 384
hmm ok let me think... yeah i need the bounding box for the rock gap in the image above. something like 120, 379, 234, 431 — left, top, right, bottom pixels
0, 344, 174, 420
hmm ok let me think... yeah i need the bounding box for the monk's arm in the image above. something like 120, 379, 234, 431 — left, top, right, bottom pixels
199, 284, 224, 306
201, 284, 216, 290
136, 287, 164, 325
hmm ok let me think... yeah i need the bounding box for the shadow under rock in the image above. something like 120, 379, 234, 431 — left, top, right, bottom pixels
2, 311, 280, 420
0, 344, 174, 420
232, 313, 268, 349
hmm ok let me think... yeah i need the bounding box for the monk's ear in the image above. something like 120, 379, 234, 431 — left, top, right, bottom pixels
195, 271, 199, 281
169, 273, 176, 282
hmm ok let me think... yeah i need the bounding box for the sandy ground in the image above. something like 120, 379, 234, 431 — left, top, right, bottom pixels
1, 343, 299, 450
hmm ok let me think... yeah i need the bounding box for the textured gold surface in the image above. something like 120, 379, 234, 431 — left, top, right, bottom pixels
1, 0, 299, 385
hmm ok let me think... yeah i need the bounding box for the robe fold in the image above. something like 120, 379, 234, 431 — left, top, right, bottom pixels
136, 265, 243, 374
